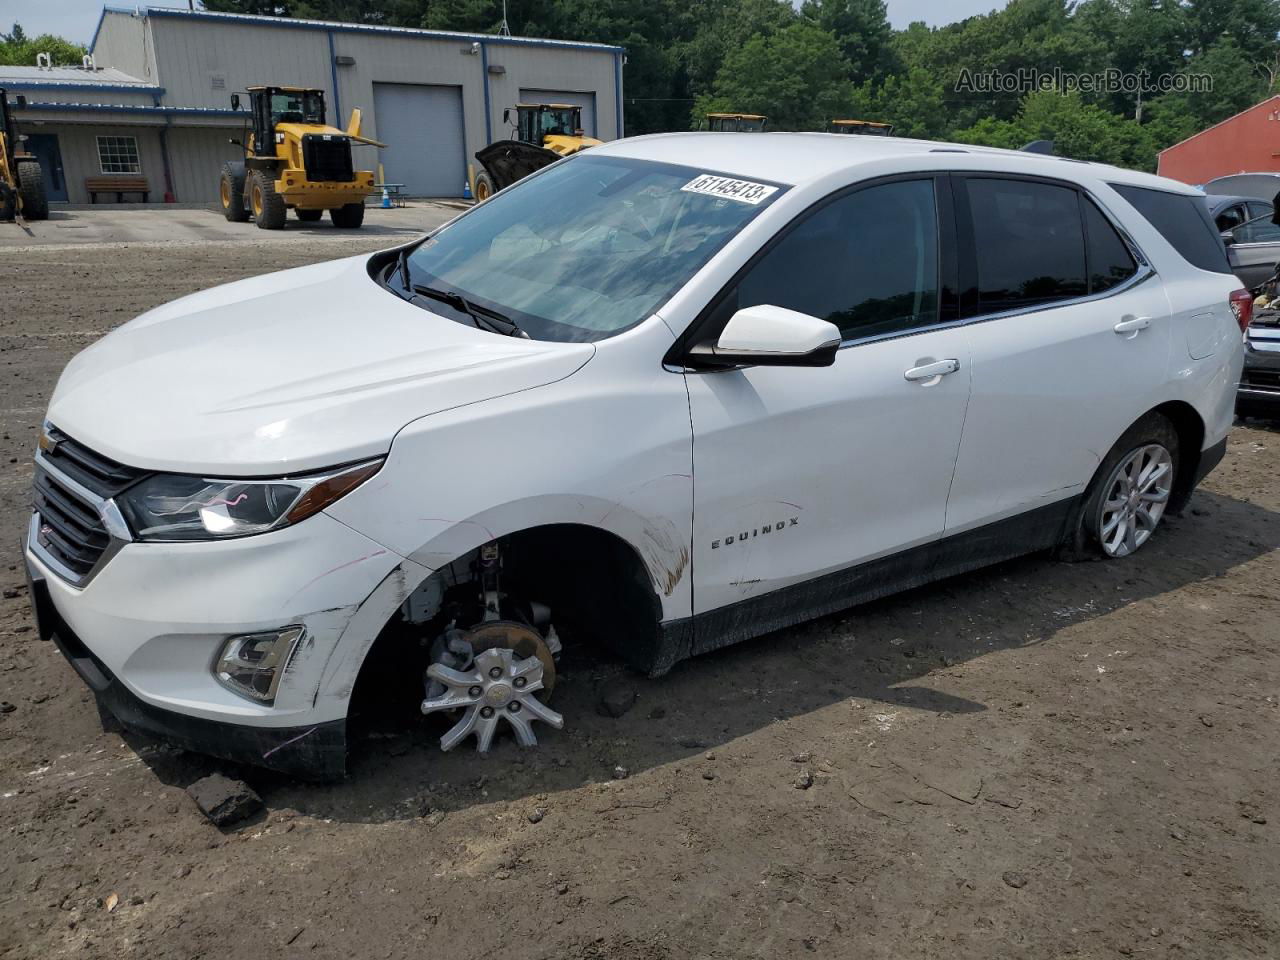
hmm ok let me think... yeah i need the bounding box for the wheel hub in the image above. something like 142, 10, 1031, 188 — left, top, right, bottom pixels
1098, 442, 1172, 558
420, 625, 563, 753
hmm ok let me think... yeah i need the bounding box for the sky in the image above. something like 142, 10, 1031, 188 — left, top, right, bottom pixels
1, 0, 1007, 44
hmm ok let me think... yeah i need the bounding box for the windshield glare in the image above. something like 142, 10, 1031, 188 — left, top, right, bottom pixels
404, 155, 785, 342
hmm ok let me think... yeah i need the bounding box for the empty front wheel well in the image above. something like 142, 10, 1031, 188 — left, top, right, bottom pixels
350, 524, 666, 719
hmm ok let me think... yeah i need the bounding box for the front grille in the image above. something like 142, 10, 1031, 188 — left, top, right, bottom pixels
301, 134, 353, 183
32, 428, 147, 581
1242, 368, 1280, 392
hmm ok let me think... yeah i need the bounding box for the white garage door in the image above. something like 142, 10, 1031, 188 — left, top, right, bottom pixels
518, 89, 598, 139
372, 82, 466, 198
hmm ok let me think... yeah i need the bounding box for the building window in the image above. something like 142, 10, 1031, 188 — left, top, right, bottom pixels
96, 136, 141, 174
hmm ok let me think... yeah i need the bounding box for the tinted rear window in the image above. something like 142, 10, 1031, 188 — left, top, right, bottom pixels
966, 178, 1087, 312
1110, 183, 1232, 274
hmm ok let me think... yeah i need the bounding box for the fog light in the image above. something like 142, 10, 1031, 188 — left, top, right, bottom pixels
215, 626, 304, 703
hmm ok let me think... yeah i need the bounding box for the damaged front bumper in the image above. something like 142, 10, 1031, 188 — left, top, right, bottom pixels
35, 570, 347, 778
23, 509, 415, 780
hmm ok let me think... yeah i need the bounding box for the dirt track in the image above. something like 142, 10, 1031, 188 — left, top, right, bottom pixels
1, 238, 1278, 959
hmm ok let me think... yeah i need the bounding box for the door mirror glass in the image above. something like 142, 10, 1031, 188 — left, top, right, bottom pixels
230, 93, 241, 111
689, 304, 841, 368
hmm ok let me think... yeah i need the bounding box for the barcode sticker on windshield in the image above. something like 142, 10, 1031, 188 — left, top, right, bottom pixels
681, 174, 778, 205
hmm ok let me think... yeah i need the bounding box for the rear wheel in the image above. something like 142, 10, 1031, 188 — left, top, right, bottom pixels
295, 208, 323, 222
249, 171, 286, 230
16, 160, 48, 220
219, 161, 248, 222
330, 202, 365, 228
474, 171, 495, 202
1070, 413, 1179, 560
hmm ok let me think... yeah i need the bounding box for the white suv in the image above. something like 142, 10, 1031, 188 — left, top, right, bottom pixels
26, 134, 1247, 777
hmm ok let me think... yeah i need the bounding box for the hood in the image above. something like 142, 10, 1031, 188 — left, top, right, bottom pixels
48, 254, 594, 475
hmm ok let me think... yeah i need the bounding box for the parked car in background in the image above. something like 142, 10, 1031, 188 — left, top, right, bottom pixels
1238, 308, 1280, 419
1225, 214, 1280, 289
1205, 194, 1273, 235
25, 134, 1247, 778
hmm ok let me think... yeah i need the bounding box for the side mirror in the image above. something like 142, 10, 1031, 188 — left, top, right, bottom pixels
230, 93, 241, 111
686, 304, 841, 369
503, 108, 511, 124
1222, 233, 1236, 246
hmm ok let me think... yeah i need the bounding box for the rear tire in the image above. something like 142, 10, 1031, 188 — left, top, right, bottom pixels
220, 161, 248, 222
330, 202, 365, 228
249, 170, 286, 230
474, 171, 495, 202
16, 160, 48, 220
1060, 413, 1179, 561
295, 208, 323, 222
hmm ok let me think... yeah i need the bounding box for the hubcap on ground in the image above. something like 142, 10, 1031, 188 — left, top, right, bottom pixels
1097, 443, 1172, 558
421, 647, 563, 752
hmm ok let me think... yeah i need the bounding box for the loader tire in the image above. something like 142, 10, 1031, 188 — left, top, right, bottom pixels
16, 160, 48, 220
295, 208, 323, 222
220, 161, 248, 222
249, 171, 286, 230
474, 171, 495, 202
330, 202, 365, 228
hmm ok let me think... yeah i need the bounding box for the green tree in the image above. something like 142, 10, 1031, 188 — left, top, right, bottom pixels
1143, 36, 1269, 147
799, 0, 895, 83
847, 67, 948, 138
0, 24, 86, 66
955, 88, 1159, 168
694, 21, 854, 130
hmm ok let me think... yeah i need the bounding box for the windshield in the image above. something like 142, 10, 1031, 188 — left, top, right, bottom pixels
539, 108, 578, 137
402, 155, 786, 342
271, 90, 324, 125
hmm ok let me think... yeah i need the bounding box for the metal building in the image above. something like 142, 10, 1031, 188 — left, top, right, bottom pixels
1, 5, 625, 204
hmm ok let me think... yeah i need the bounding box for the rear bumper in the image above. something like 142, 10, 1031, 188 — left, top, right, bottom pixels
1238, 326, 1280, 417
28, 566, 346, 780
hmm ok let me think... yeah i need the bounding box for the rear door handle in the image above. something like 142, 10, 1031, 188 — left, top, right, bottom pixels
904, 358, 960, 383
1113, 316, 1151, 337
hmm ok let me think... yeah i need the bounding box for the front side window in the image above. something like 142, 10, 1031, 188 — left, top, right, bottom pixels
403, 155, 785, 342
966, 178, 1087, 312
727, 178, 939, 341
96, 135, 140, 174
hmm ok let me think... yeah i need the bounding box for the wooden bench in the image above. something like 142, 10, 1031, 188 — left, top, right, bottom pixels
85, 176, 150, 203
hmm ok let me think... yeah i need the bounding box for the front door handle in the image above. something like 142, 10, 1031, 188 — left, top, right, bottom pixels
904, 358, 961, 383
1113, 316, 1151, 338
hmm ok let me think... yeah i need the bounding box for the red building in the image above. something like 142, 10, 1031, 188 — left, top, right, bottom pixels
1158, 95, 1280, 185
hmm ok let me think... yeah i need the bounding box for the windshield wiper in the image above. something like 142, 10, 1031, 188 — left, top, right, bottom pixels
396, 248, 413, 293
410, 284, 527, 338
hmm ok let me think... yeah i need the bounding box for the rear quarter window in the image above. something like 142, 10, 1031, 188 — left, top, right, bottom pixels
1109, 183, 1233, 275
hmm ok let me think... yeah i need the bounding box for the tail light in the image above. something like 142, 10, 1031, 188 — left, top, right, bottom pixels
1230, 288, 1253, 333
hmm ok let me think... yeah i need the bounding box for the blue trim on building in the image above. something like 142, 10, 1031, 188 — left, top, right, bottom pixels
101, 5, 625, 54
480, 40, 492, 145
88, 6, 109, 55
16, 101, 242, 118
326, 30, 343, 122
0, 81, 164, 94
614, 53, 624, 139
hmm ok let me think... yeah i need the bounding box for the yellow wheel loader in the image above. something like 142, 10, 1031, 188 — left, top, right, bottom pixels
472, 103, 602, 200
220, 85, 383, 230
0, 88, 49, 223
705, 113, 768, 132
827, 119, 894, 136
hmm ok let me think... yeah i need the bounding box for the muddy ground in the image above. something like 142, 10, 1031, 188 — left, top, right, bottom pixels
1, 237, 1278, 960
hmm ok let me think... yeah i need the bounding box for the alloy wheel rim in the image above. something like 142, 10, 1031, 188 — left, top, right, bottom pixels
1097, 443, 1172, 558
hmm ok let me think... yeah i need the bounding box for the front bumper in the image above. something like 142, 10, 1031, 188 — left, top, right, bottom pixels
29, 567, 346, 779
24, 507, 414, 779
1238, 322, 1280, 417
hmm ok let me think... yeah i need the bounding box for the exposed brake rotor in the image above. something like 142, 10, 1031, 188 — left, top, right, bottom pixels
420, 620, 563, 753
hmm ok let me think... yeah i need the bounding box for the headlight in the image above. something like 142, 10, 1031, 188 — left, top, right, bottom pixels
117, 459, 382, 541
